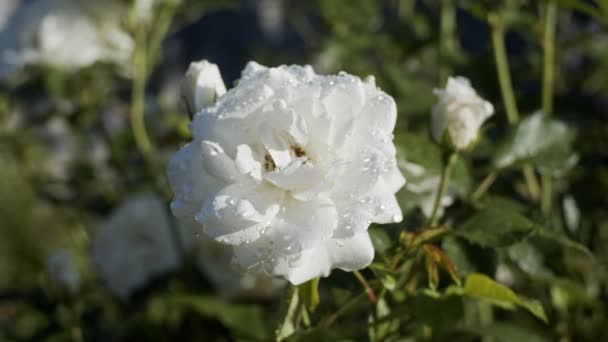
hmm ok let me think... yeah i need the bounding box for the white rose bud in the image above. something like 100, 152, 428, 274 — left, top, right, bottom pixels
91, 194, 180, 298
46, 250, 80, 294
181, 60, 227, 115
431, 76, 494, 151
168, 62, 405, 285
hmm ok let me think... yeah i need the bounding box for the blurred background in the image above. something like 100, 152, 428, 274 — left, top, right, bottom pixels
1, 0, 608, 341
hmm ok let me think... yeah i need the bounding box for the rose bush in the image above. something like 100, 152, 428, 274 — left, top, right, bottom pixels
168, 61, 405, 285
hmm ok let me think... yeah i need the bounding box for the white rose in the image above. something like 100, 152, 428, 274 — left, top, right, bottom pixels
431, 76, 494, 150
0, 0, 133, 76
168, 61, 405, 285
91, 194, 180, 298
46, 249, 80, 294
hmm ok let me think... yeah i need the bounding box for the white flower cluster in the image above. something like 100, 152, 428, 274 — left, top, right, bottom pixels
46, 249, 80, 294
431, 77, 494, 150
91, 194, 180, 298
0, 0, 133, 76
169, 61, 405, 285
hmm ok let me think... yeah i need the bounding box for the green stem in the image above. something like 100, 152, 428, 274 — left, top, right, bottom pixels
541, 1, 558, 214
490, 11, 541, 201
300, 306, 311, 328
321, 292, 368, 328
542, 1, 557, 117
131, 28, 154, 162
429, 153, 457, 226
276, 285, 300, 341
489, 13, 519, 125
439, 0, 456, 84
541, 171, 553, 214
471, 171, 497, 202
523, 165, 541, 202
479, 302, 495, 342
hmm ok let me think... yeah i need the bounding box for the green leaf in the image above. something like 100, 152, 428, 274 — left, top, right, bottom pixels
451, 197, 595, 260
493, 112, 577, 176
409, 290, 464, 331
463, 273, 548, 322
368, 227, 393, 254
532, 225, 594, 259
455, 203, 536, 248
456, 197, 594, 259
169, 294, 271, 340
464, 273, 519, 308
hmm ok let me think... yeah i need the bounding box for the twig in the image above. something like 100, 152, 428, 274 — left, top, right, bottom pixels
353, 271, 377, 305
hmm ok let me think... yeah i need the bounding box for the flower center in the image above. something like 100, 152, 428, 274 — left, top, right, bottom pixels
263, 145, 309, 172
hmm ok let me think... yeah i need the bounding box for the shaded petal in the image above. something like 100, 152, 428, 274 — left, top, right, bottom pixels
352, 91, 397, 137
167, 142, 223, 219
235, 144, 262, 181
368, 178, 403, 224
333, 203, 373, 238
197, 182, 283, 245
283, 232, 375, 285
269, 198, 337, 253
200, 140, 239, 183
383, 162, 407, 194
322, 77, 365, 148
